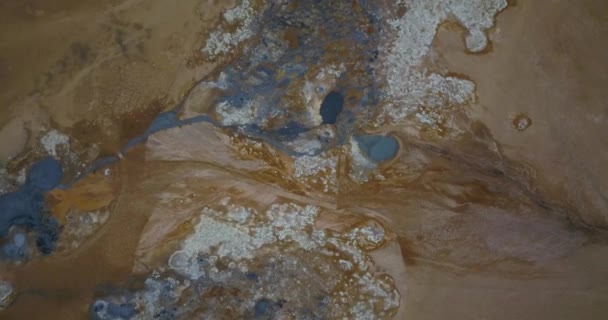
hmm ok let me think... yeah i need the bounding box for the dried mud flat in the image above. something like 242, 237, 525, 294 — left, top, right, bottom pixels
0, 0, 608, 319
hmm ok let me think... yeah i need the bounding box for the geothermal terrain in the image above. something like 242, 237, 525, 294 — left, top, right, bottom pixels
0, 0, 607, 319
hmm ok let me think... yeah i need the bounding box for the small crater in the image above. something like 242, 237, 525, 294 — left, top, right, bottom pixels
512, 113, 532, 131
355, 135, 400, 162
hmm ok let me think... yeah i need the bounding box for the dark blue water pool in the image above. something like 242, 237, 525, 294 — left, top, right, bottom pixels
320, 91, 344, 125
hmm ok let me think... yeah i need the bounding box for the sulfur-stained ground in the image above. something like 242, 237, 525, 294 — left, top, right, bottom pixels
0, 0, 607, 319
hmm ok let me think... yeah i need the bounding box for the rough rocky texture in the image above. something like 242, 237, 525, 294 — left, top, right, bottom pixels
1, 0, 608, 319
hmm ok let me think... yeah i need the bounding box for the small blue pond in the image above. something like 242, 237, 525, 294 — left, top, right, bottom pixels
355, 135, 399, 162
320, 91, 344, 124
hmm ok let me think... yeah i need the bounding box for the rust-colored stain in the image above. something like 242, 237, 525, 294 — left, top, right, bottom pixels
0, 0, 607, 319
48, 172, 116, 222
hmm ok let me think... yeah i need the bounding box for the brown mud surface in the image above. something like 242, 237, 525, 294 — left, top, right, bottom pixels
0, 0, 607, 319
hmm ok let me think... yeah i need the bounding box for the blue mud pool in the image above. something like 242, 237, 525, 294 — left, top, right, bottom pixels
320, 91, 344, 125
0, 157, 63, 256
355, 135, 399, 162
